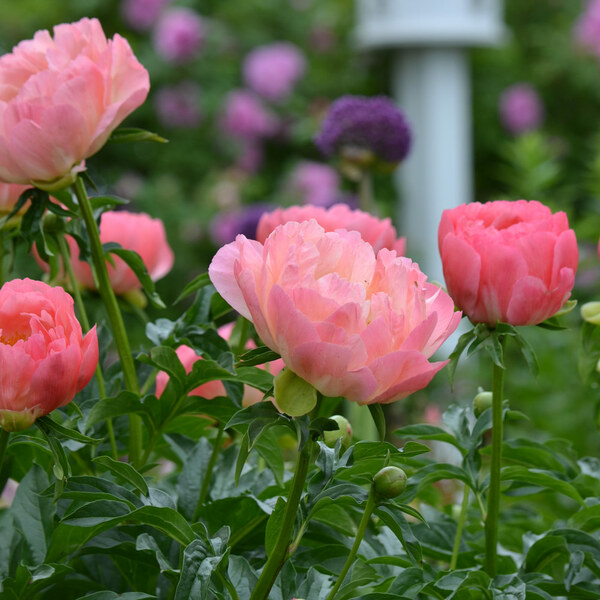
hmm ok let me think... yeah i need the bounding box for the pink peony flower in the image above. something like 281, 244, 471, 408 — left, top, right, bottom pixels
65, 211, 174, 295
153, 8, 205, 63
221, 90, 277, 141
121, 0, 169, 31
243, 42, 306, 102
256, 203, 406, 256
287, 161, 340, 207
438, 200, 578, 326
0, 18, 150, 189
0, 182, 30, 214
0, 278, 98, 431
209, 220, 460, 405
499, 84, 544, 135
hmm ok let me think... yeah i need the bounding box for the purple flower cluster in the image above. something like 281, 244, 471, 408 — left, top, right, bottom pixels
288, 161, 340, 207
499, 84, 544, 135
211, 204, 272, 245
221, 90, 277, 140
121, 0, 169, 31
154, 8, 205, 63
575, 0, 600, 58
315, 95, 412, 164
154, 82, 202, 128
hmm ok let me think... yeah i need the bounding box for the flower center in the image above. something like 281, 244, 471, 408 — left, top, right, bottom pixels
0, 332, 27, 346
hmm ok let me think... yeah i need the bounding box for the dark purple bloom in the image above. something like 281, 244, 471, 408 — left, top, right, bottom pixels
499, 84, 544, 135
211, 204, 272, 245
315, 95, 412, 164
154, 8, 205, 63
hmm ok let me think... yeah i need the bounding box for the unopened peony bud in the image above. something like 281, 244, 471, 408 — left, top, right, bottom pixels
373, 466, 407, 499
323, 415, 352, 448
473, 391, 493, 417
273, 368, 317, 417
582, 301, 600, 325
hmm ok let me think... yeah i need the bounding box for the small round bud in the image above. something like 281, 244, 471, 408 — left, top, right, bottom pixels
373, 466, 407, 499
582, 302, 600, 325
323, 415, 352, 448
473, 391, 493, 417
273, 367, 317, 417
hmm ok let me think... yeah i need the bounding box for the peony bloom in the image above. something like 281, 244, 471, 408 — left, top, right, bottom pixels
0, 278, 98, 431
256, 203, 406, 256
209, 220, 460, 405
64, 211, 174, 295
221, 90, 277, 141
499, 84, 544, 135
243, 42, 306, 102
0, 183, 30, 215
0, 18, 150, 189
287, 161, 340, 207
154, 82, 202, 129
438, 200, 578, 326
153, 8, 205, 63
121, 0, 169, 31
315, 95, 411, 166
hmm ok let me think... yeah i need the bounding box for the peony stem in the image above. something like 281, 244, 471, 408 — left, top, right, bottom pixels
71, 177, 142, 466
193, 426, 225, 521
485, 335, 506, 576
450, 485, 470, 570
326, 486, 377, 600
249, 438, 313, 600
0, 231, 4, 287
358, 172, 374, 213
0, 428, 9, 476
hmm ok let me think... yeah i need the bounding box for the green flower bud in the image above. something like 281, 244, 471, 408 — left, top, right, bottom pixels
273, 368, 317, 417
373, 466, 407, 499
473, 391, 493, 417
581, 301, 600, 325
323, 415, 352, 448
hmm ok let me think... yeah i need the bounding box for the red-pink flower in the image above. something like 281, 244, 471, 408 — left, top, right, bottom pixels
209, 220, 460, 405
0, 182, 30, 214
256, 203, 406, 255
438, 200, 578, 326
0, 278, 98, 431
64, 211, 174, 295
0, 18, 149, 189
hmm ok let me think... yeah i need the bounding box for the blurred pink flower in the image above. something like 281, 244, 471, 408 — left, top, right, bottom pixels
499, 84, 544, 135
210, 220, 460, 405
154, 8, 205, 63
288, 161, 340, 207
221, 90, 277, 140
121, 0, 169, 31
0, 182, 30, 214
154, 82, 202, 128
243, 42, 306, 102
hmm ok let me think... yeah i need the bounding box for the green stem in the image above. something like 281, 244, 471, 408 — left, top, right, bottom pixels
140, 368, 159, 395
193, 427, 224, 521
57, 233, 117, 461
485, 336, 506, 577
217, 568, 240, 600
249, 439, 313, 600
0, 230, 4, 287
71, 177, 142, 466
358, 172, 374, 213
326, 486, 377, 600
450, 486, 470, 570
0, 429, 9, 474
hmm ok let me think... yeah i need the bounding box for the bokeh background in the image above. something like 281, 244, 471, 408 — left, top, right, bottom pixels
2, 0, 600, 456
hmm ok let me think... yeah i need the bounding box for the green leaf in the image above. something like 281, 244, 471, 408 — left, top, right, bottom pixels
235, 346, 282, 368
394, 424, 466, 454
265, 497, 286, 557
88, 194, 129, 210
174, 272, 212, 304
501, 466, 584, 504
37, 415, 102, 445
176, 438, 211, 521
109, 126, 168, 144
447, 328, 475, 386
85, 391, 149, 432
75, 593, 156, 600
368, 404, 387, 441
375, 504, 422, 565
524, 535, 569, 572
92, 456, 149, 497
254, 427, 285, 487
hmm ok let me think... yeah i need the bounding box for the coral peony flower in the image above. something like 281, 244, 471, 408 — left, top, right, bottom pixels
0, 182, 30, 215
153, 8, 205, 63
287, 161, 340, 207
0, 278, 98, 431
243, 42, 306, 102
256, 203, 406, 255
438, 200, 578, 326
65, 211, 174, 295
221, 90, 277, 140
315, 95, 411, 166
499, 84, 544, 135
209, 220, 460, 405
0, 18, 150, 189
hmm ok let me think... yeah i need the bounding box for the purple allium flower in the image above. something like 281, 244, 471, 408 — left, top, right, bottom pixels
315, 95, 412, 164
211, 204, 272, 245
243, 43, 306, 102
154, 8, 205, 63
499, 84, 544, 135
121, 0, 169, 31
288, 161, 340, 207
154, 82, 202, 128
221, 90, 277, 140
575, 0, 600, 58
236, 142, 264, 173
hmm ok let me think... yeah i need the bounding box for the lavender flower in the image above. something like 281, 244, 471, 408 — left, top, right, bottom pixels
288, 161, 340, 207
315, 95, 412, 165
154, 8, 205, 63
154, 82, 202, 128
211, 204, 272, 245
221, 90, 277, 140
243, 42, 306, 102
499, 84, 544, 135
121, 0, 169, 31
575, 0, 600, 58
